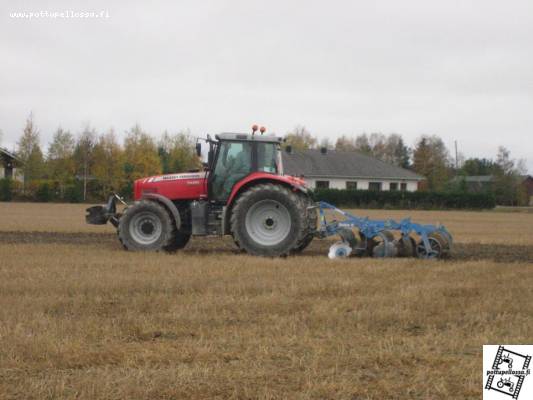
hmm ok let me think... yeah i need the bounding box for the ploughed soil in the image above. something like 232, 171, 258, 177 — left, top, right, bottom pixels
1, 231, 531, 263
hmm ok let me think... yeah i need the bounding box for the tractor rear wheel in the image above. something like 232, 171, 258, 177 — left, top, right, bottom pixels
118, 200, 174, 252
230, 183, 307, 257
291, 194, 317, 253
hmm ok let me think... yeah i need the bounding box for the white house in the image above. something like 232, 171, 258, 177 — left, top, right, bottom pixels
282, 148, 423, 191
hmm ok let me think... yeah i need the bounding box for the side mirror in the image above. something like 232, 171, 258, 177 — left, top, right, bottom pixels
195, 143, 202, 157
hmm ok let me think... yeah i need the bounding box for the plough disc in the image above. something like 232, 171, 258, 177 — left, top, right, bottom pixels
337, 228, 358, 249
372, 231, 397, 258
396, 235, 417, 257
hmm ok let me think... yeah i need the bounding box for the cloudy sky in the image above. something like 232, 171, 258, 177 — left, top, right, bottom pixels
1, 0, 532, 171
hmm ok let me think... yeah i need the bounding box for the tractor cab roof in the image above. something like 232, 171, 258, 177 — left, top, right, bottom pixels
215, 132, 283, 144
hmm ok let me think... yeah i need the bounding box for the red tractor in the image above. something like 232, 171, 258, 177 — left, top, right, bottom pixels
86, 127, 317, 257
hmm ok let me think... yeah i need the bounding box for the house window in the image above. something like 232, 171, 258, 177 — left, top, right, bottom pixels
346, 181, 357, 190
400, 183, 407, 191
368, 182, 382, 191
389, 182, 398, 191
315, 180, 330, 189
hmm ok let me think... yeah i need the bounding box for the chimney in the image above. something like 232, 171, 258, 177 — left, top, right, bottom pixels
320, 147, 327, 154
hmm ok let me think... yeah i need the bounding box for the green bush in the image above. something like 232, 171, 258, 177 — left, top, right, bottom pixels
64, 182, 84, 203
35, 182, 53, 202
311, 189, 496, 210
119, 181, 133, 201
0, 178, 14, 201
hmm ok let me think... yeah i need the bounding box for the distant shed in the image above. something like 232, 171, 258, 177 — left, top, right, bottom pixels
0, 147, 24, 182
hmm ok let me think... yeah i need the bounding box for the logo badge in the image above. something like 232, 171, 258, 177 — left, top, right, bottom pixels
484, 345, 532, 399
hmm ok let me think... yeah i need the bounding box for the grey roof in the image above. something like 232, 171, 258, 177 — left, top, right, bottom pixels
216, 132, 282, 143
0, 147, 23, 163
451, 175, 494, 183
282, 149, 423, 181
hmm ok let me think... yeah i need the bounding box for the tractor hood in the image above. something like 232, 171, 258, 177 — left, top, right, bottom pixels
134, 171, 208, 201
133, 171, 308, 202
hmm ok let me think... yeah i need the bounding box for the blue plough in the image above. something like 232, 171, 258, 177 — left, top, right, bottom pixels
316, 201, 453, 259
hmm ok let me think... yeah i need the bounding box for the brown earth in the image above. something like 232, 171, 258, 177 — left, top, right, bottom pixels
0, 203, 532, 399
0, 231, 532, 263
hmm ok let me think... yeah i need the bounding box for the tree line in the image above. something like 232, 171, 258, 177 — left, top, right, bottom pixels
2, 114, 200, 202
284, 125, 528, 205
0, 116, 528, 205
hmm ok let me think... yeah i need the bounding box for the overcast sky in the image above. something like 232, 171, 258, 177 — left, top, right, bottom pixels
1, 0, 532, 172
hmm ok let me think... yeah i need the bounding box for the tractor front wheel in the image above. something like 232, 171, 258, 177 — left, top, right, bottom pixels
231, 184, 307, 257
118, 200, 175, 251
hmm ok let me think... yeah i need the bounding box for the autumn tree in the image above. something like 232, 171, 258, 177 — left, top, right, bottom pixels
412, 135, 450, 191
460, 158, 501, 176
47, 128, 75, 196
336, 133, 410, 168
334, 135, 357, 152
92, 130, 125, 197
366, 133, 387, 160
158, 130, 201, 174
17, 113, 45, 184
493, 146, 527, 205
385, 134, 410, 168
73, 125, 96, 201
124, 124, 161, 181
354, 134, 372, 155
283, 126, 317, 151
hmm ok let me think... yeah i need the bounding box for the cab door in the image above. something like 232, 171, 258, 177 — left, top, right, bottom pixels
209, 141, 253, 202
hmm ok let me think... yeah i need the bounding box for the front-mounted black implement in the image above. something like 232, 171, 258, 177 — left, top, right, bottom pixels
85, 194, 126, 227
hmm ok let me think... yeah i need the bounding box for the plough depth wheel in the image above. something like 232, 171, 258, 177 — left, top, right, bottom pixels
430, 232, 451, 258
416, 233, 449, 259
328, 241, 352, 259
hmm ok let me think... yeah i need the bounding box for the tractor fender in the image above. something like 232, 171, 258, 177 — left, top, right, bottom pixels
141, 193, 181, 229
221, 173, 309, 235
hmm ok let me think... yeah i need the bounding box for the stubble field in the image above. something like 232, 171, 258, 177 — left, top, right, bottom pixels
0, 202, 532, 399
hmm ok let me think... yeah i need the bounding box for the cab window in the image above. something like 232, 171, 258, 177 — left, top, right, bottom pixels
257, 143, 279, 174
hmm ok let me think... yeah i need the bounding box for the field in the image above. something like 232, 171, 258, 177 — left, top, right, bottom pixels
1, 203, 532, 399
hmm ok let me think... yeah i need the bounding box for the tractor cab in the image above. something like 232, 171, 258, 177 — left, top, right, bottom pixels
204, 131, 284, 202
